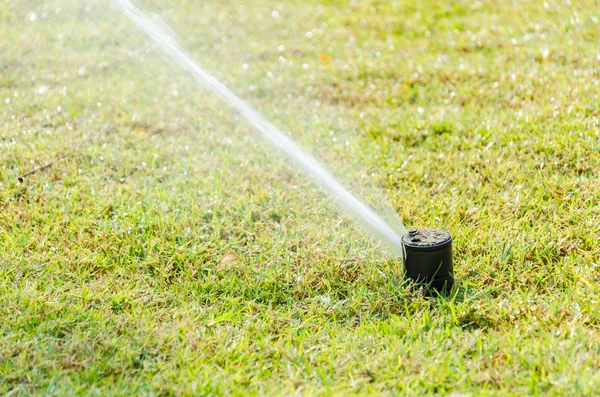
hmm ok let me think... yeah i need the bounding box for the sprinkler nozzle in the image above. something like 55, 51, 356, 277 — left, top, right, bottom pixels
402, 229, 454, 296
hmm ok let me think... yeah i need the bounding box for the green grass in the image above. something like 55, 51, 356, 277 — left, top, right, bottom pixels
2, 0, 600, 395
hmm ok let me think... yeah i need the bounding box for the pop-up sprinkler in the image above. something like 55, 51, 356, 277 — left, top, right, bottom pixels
401, 229, 454, 295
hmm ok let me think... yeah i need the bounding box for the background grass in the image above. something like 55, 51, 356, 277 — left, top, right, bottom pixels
1, 0, 600, 395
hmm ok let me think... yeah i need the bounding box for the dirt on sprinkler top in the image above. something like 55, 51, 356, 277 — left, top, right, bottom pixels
402, 229, 452, 248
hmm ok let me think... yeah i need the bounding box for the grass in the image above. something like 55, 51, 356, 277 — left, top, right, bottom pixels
1, 0, 600, 395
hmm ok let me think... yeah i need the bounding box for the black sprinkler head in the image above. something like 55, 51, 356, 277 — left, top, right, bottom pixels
402, 229, 454, 295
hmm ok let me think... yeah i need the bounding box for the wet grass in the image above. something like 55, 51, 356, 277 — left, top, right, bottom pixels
1, 0, 600, 395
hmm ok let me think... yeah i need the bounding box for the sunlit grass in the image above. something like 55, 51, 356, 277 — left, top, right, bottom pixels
1, 0, 599, 395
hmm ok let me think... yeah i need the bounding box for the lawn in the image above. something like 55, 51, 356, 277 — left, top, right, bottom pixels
1, 0, 600, 395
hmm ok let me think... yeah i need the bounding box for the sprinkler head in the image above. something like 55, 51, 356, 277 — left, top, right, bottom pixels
402, 229, 454, 296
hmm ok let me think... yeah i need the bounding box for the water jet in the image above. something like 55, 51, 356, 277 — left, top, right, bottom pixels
113, 0, 407, 255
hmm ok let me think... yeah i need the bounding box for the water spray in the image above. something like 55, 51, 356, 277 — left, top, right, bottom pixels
112, 0, 455, 294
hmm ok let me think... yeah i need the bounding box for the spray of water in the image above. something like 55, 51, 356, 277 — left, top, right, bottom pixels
112, 0, 407, 257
